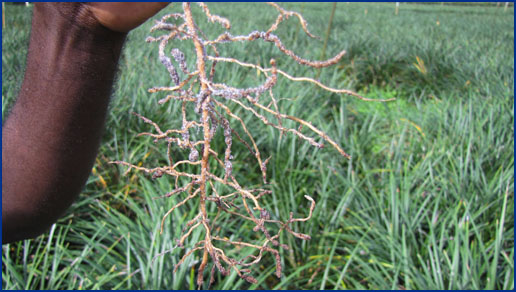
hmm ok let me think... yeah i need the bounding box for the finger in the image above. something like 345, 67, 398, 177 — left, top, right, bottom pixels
88, 2, 170, 33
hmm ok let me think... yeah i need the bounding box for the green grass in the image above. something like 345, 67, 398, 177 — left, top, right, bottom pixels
2, 2, 514, 290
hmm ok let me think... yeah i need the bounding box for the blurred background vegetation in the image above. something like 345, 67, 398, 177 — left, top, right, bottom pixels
2, 2, 513, 289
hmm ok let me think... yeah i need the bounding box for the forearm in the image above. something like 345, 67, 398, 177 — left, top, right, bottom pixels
2, 3, 127, 243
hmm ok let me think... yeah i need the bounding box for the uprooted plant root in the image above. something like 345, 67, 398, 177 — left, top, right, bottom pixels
112, 2, 392, 288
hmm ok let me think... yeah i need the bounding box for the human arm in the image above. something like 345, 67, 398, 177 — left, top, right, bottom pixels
2, 2, 168, 244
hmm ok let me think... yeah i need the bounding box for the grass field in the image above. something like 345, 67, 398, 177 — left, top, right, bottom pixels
2, 2, 514, 290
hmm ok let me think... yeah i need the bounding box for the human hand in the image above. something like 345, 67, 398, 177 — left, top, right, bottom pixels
86, 2, 170, 33
1, 2, 170, 243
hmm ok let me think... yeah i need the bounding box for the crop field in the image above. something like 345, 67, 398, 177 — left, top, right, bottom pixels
2, 2, 514, 290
